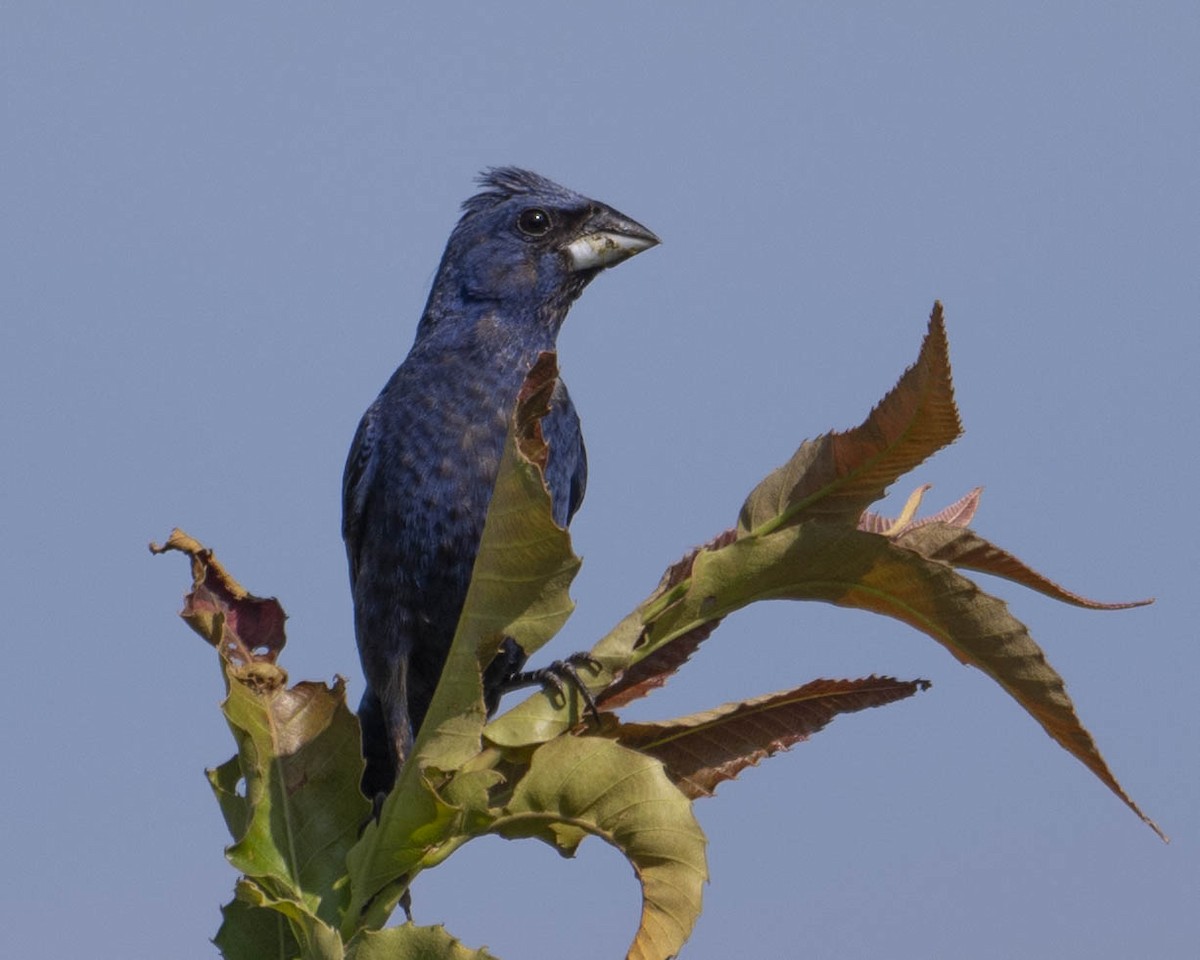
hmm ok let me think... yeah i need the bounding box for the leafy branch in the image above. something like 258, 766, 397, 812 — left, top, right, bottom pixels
154, 302, 1157, 960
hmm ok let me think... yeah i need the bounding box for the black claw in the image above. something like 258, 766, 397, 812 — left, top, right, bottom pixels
503, 652, 602, 723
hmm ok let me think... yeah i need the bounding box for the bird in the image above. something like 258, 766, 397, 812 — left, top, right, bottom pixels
343, 167, 659, 798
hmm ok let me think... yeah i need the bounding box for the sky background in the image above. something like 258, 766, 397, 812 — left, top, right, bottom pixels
3, 4, 1197, 958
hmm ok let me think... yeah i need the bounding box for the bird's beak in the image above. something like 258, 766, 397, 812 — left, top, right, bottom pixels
565, 205, 660, 272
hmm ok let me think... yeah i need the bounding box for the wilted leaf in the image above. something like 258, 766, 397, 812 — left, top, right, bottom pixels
493, 736, 707, 960
156, 531, 371, 929
150, 528, 286, 667
602, 676, 929, 799
738, 302, 962, 536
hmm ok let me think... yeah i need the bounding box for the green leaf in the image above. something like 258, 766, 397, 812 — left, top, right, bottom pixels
646, 521, 1164, 838
207, 754, 249, 842
221, 673, 371, 925
214, 892, 301, 960
343, 773, 460, 936
347, 924, 499, 960
231, 878, 346, 959
492, 736, 707, 960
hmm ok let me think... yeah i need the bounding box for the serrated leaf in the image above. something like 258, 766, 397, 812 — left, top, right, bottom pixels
896, 522, 1153, 609
486, 532, 739, 743
738, 302, 962, 536
602, 676, 929, 799
493, 737, 707, 960
645, 522, 1163, 838
347, 924, 500, 960
594, 530, 740, 710
859, 484, 982, 535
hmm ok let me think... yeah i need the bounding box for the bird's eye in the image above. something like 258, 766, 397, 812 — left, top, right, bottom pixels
517, 208, 552, 237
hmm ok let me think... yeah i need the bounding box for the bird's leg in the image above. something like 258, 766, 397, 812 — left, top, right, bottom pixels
498, 645, 602, 723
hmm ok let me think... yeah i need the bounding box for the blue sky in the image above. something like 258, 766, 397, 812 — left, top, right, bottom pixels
3, 4, 1197, 958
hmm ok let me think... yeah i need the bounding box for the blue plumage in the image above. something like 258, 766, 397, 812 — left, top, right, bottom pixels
343, 169, 657, 795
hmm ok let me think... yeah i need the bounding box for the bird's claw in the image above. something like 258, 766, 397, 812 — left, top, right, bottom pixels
504, 652, 602, 723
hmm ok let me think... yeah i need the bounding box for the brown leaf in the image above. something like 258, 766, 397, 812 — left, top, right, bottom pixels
596, 620, 722, 710
601, 676, 929, 799
150, 528, 287, 668
596, 529, 740, 710
738, 302, 963, 536
896, 523, 1153, 610
641, 523, 1164, 839
514, 351, 559, 473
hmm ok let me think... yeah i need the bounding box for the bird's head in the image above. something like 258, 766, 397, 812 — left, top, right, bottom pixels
424, 168, 659, 331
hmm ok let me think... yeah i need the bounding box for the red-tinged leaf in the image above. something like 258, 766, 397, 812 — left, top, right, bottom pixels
157, 531, 372, 935
897, 522, 1153, 610
150, 528, 286, 667
738, 302, 962, 536
596, 620, 721, 710
860, 485, 983, 535
601, 676, 930, 799
919, 485, 983, 528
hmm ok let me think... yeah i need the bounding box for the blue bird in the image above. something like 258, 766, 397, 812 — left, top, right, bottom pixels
344, 168, 658, 797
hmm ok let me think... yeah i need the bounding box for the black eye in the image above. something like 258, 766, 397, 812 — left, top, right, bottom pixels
517, 208, 552, 237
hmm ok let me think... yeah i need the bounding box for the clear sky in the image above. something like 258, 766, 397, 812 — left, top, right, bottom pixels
3, 4, 1197, 958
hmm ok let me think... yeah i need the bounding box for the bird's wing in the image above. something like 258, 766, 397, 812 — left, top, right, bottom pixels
567, 429, 587, 523
342, 403, 381, 583
546, 378, 588, 525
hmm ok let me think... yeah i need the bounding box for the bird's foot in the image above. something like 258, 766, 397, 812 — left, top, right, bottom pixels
503, 652, 602, 723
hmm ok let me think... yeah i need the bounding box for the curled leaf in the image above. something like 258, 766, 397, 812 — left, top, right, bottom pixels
493, 736, 707, 960
150, 528, 287, 668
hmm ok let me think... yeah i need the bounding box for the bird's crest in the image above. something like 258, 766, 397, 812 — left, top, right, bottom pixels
460, 167, 575, 218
